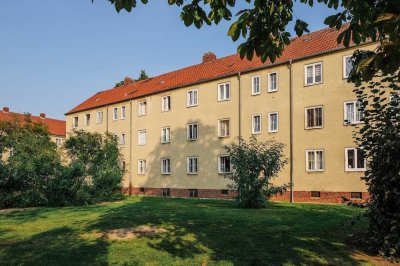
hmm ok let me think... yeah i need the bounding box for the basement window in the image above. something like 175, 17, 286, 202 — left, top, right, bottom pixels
221, 189, 229, 195
140, 187, 145, 193
162, 188, 171, 197
351, 192, 362, 199
311, 191, 321, 198
189, 189, 198, 198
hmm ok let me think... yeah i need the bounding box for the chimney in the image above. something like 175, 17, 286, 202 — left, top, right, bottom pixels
202, 52, 217, 63
40, 113, 46, 119
124, 76, 135, 85
2, 107, 9, 113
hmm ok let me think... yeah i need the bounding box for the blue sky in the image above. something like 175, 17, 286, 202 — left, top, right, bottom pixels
0, 1, 338, 119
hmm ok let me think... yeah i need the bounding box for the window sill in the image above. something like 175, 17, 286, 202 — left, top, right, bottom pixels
187, 105, 198, 108
187, 173, 198, 175
344, 121, 364, 126
251, 92, 261, 96
218, 99, 231, 102
187, 138, 198, 141
345, 169, 366, 172
218, 135, 230, 138
267, 89, 278, 93
268, 130, 278, 133
305, 126, 323, 130
306, 170, 324, 172
161, 173, 171, 175
305, 82, 323, 87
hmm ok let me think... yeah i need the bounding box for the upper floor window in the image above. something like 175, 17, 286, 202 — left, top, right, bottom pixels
305, 62, 323, 85
252, 76, 260, 95
218, 119, 230, 137
268, 112, 278, 133
218, 82, 230, 101
161, 96, 171, 112
113, 108, 118, 120
56, 138, 63, 147
344, 100, 364, 124
121, 133, 126, 146
161, 127, 171, 143
138, 160, 147, 174
187, 89, 198, 107
161, 158, 171, 174
187, 156, 198, 174
138, 129, 146, 145
84, 114, 91, 126
343, 55, 353, 79
306, 149, 324, 171
305, 106, 323, 129
138, 101, 147, 116
73, 117, 78, 128
96, 111, 103, 124
252, 114, 261, 134
268, 72, 278, 92
345, 148, 366, 171
187, 123, 198, 140
121, 106, 126, 120
218, 155, 231, 173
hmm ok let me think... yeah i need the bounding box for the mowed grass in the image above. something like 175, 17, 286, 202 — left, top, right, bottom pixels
0, 197, 372, 266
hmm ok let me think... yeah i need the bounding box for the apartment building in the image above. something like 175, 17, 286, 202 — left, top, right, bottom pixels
66, 27, 375, 203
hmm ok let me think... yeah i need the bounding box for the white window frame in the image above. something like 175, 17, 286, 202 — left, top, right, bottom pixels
161, 127, 171, 143
268, 72, 278, 92
268, 112, 279, 133
73, 117, 78, 128
161, 96, 171, 112
218, 155, 231, 174
187, 89, 199, 107
345, 148, 366, 171
344, 100, 364, 124
113, 107, 118, 121
251, 76, 261, 95
138, 129, 146, 146
96, 111, 103, 124
187, 156, 198, 174
304, 62, 323, 86
218, 82, 231, 101
306, 149, 324, 172
161, 158, 171, 175
121, 106, 126, 120
252, 114, 262, 134
218, 119, 230, 137
138, 101, 147, 116
56, 138, 62, 147
138, 160, 147, 175
343, 55, 353, 79
305, 106, 324, 129
84, 113, 90, 126
121, 133, 126, 146
187, 123, 198, 140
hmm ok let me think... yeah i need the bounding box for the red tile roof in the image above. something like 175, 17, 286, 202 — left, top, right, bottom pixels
66, 26, 362, 115
0, 110, 66, 137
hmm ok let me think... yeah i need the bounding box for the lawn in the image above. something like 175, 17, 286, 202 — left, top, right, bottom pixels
0, 197, 374, 265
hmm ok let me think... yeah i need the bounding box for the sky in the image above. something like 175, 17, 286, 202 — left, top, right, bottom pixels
0, 1, 339, 120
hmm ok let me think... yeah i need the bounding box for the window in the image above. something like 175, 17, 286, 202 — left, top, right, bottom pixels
73, 117, 78, 128
305, 106, 323, 128
138, 160, 146, 174
268, 112, 278, 132
218, 155, 231, 173
113, 108, 118, 120
140, 187, 145, 193
120, 134, 126, 146
84, 114, 90, 126
268, 72, 278, 92
189, 189, 198, 198
306, 150, 324, 171
345, 148, 366, 171
121, 161, 126, 172
161, 96, 171, 112
221, 189, 229, 195
96, 111, 103, 124
343, 55, 353, 79
187, 157, 198, 174
351, 192, 362, 199
161, 127, 171, 143
138, 101, 147, 116
218, 82, 230, 101
218, 119, 230, 137
56, 138, 63, 147
162, 188, 171, 197
305, 62, 323, 85
161, 158, 171, 174
187, 89, 198, 107
121, 106, 126, 120
138, 130, 146, 145
252, 76, 260, 95
344, 101, 364, 124
252, 114, 261, 134
187, 123, 198, 140
311, 191, 321, 198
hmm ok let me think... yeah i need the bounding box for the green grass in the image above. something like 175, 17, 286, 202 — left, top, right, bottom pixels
0, 197, 372, 265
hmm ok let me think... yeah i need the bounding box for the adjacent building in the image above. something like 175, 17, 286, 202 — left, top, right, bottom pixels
66, 27, 374, 203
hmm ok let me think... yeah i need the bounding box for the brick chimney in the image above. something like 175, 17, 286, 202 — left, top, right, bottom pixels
40, 113, 46, 119
124, 76, 135, 85
2, 107, 9, 113
202, 52, 217, 63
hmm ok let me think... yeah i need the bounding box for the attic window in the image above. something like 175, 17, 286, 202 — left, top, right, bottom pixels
159, 81, 165, 84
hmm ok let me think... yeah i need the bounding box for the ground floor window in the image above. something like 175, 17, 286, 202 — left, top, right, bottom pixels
161, 158, 171, 174
218, 155, 231, 173
306, 149, 324, 171
187, 157, 198, 174
345, 148, 366, 171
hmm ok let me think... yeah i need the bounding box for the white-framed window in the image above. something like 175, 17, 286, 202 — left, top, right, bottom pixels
268, 112, 278, 132
305, 62, 323, 85
73, 116, 78, 128
187, 123, 198, 140
113, 107, 118, 120
344, 100, 364, 124
138, 160, 147, 174
268, 72, 278, 92
252, 76, 261, 95
306, 149, 324, 172
161, 96, 171, 112
252, 114, 261, 134
84, 114, 90, 126
218, 119, 230, 137
305, 106, 323, 129
96, 111, 103, 124
218, 155, 231, 173
138, 101, 147, 116
187, 89, 198, 107
121, 106, 126, 120
121, 133, 126, 146
345, 148, 366, 171
161, 127, 171, 143
138, 129, 146, 145
161, 158, 171, 174
218, 82, 230, 101
187, 157, 198, 174
343, 55, 353, 79
56, 138, 63, 147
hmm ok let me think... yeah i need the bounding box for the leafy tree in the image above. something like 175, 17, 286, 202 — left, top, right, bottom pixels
224, 137, 288, 208
135, 69, 149, 81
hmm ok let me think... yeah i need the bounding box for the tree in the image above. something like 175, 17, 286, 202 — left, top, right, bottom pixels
135, 69, 149, 81
224, 137, 288, 208
114, 69, 149, 87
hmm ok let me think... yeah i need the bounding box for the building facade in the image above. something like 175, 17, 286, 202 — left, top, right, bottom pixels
66, 27, 374, 203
